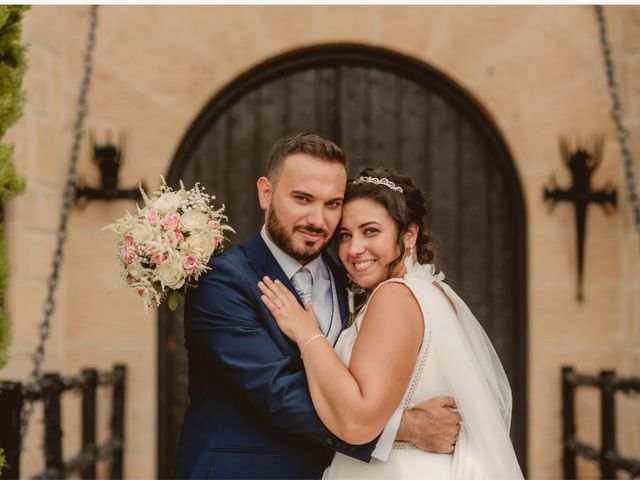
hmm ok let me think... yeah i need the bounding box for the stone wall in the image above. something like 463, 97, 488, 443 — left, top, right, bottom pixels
2, 5, 638, 478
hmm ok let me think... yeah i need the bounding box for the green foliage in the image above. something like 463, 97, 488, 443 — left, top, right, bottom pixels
0, 309, 9, 370
0, 224, 8, 295
0, 225, 9, 371
0, 5, 28, 376
0, 6, 27, 137
0, 145, 25, 203
0, 447, 5, 476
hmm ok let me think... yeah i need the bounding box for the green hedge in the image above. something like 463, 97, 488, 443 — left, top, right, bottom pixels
0, 3, 27, 366
0, 3, 27, 367
0, 5, 27, 476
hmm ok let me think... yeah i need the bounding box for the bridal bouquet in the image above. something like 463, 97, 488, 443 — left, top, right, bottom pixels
104, 178, 234, 312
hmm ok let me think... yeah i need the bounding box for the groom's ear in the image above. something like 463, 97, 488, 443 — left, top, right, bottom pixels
257, 176, 272, 210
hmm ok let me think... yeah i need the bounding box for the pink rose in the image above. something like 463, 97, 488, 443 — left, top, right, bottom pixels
122, 236, 139, 264
145, 208, 160, 227
161, 213, 180, 231
151, 252, 168, 265
182, 253, 198, 273
208, 220, 219, 232
214, 235, 223, 248
174, 229, 185, 245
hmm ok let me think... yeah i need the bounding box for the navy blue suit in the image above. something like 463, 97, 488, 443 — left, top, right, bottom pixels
174, 233, 378, 479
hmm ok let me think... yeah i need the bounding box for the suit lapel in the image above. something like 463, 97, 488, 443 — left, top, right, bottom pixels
243, 233, 303, 306
242, 233, 305, 357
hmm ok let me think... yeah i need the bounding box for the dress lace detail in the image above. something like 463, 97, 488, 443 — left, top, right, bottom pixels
400, 262, 442, 410
393, 261, 441, 449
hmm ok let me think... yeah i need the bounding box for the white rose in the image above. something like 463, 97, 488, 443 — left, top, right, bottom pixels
131, 222, 154, 244
183, 232, 214, 263
126, 262, 147, 282
179, 210, 209, 232
154, 192, 182, 214
156, 255, 185, 289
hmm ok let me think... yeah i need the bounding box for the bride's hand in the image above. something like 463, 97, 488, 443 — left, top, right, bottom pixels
258, 276, 321, 345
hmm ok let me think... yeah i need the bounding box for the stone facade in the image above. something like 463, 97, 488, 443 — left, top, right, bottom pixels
2, 5, 639, 478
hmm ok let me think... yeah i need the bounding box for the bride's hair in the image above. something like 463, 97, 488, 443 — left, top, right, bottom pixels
343, 167, 436, 275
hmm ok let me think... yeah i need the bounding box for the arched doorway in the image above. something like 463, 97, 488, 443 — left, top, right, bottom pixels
159, 44, 528, 477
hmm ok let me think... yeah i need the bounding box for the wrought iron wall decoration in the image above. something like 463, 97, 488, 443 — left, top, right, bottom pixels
75, 132, 145, 205
543, 137, 617, 301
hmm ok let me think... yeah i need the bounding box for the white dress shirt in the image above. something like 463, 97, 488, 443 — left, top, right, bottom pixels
260, 226, 401, 461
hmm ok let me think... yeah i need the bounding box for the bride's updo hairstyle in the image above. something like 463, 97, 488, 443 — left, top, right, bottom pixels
343, 167, 435, 274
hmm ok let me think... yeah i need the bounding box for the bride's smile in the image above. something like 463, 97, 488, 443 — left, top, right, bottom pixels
352, 259, 376, 272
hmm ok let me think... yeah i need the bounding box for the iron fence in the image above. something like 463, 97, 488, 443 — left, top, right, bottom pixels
0, 364, 125, 479
562, 366, 640, 479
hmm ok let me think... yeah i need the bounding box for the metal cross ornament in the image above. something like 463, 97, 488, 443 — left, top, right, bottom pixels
543, 137, 617, 302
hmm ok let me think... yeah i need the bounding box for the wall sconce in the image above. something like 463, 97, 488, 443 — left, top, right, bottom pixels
543, 136, 617, 302
75, 132, 146, 206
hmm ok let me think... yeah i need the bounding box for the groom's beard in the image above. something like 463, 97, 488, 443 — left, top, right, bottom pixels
266, 206, 329, 263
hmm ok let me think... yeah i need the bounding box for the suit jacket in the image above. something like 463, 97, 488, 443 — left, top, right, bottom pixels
173, 233, 378, 479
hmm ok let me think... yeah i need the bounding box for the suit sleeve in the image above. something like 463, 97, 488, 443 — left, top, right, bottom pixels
184, 255, 379, 462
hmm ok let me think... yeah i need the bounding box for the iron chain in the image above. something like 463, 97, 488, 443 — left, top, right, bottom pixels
595, 5, 640, 235
20, 5, 99, 440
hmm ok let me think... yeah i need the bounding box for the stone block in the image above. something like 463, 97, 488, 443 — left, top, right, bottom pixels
65, 285, 152, 345
250, 6, 382, 51
616, 393, 640, 459
374, 6, 449, 58
471, 12, 601, 121
4, 188, 37, 232
23, 233, 60, 280
424, 6, 539, 84
22, 6, 65, 55
21, 44, 62, 117
18, 406, 46, 478
310, 6, 384, 45
5, 280, 51, 343
6, 229, 59, 282
13, 114, 68, 190
576, 456, 600, 479
529, 232, 575, 289
93, 6, 249, 118
34, 187, 66, 233
623, 6, 640, 50
531, 282, 621, 343
540, 5, 603, 61
623, 54, 640, 116
61, 391, 82, 459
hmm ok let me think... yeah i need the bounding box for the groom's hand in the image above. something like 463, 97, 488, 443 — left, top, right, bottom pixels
396, 396, 461, 454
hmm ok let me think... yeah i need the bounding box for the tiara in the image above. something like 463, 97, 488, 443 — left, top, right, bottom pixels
352, 176, 403, 193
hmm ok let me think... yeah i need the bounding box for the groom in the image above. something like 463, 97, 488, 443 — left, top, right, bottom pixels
174, 133, 461, 479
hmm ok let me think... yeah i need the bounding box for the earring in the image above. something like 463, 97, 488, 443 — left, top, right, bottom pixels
404, 245, 416, 270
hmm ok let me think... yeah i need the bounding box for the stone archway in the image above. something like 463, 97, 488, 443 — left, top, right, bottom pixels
158, 44, 528, 477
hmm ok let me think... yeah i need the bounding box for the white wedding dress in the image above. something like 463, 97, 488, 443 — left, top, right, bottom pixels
323, 262, 524, 480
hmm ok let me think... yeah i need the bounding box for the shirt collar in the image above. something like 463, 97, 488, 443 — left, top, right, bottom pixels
260, 225, 324, 281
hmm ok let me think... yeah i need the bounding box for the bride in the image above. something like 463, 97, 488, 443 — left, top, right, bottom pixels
258, 167, 524, 479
